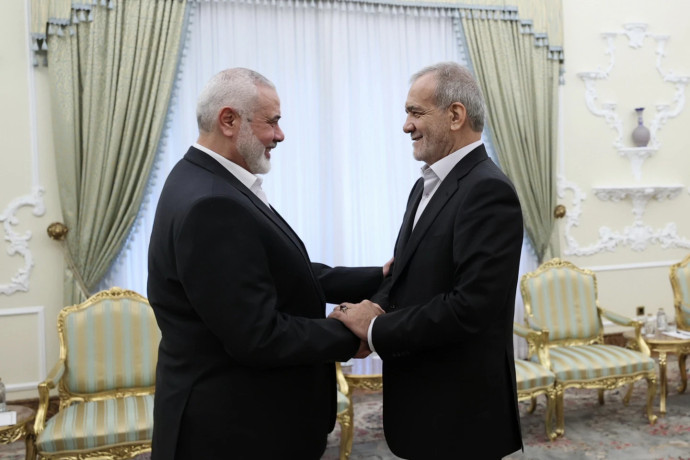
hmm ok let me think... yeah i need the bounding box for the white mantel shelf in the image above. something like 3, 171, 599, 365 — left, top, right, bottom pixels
593, 185, 684, 220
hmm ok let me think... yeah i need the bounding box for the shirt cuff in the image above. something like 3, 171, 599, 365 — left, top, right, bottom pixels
367, 316, 377, 353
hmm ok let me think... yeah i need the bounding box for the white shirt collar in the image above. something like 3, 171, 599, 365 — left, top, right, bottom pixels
193, 142, 262, 192
422, 139, 484, 182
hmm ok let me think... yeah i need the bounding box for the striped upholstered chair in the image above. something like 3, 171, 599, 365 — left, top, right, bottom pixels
669, 254, 690, 392
513, 323, 557, 441
33, 287, 160, 459
335, 362, 354, 460
520, 258, 657, 437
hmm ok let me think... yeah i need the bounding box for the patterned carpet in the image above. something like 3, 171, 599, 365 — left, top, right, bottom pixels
3, 362, 689, 459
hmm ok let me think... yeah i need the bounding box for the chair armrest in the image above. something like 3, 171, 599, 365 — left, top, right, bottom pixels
34, 360, 66, 436
335, 362, 350, 398
513, 322, 551, 370
525, 314, 546, 333
599, 308, 650, 355
680, 302, 690, 316
598, 307, 636, 327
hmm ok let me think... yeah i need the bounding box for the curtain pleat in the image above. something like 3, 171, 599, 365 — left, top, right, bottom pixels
34, 0, 187, 305
462, 11, 560, 262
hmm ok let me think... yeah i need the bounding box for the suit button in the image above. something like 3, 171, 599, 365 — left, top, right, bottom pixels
389, 304, 397, 311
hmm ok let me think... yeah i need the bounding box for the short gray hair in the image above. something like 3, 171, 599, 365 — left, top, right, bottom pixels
411, 62, 485, 132
196, 68, 275, 133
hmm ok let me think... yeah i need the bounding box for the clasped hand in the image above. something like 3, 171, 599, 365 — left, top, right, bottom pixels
329, 300, 385, 359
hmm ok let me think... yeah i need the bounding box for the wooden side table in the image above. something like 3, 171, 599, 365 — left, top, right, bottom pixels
623, 330, 690, 415
341, 355, 383, 393
0, 405, 36, 460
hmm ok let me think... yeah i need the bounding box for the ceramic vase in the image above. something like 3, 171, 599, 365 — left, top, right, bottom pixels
632, 107, 651, 147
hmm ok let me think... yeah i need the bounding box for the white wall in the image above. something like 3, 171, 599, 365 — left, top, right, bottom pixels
0, 1, 62, 400
560, 0, 690, 320
0, 0, 689, 401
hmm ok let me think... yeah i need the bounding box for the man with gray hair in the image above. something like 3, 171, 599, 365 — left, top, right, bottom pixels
331, 62, 524, 458
148, 68, 387, 459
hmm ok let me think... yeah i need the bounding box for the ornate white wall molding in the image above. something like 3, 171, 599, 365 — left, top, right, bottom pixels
0, 306, 47, 392
617, 147, 657, 181
0, 6, 49, 296
0, 187, 46, 295
560, 181, 690, 255
576, 23, 689, 180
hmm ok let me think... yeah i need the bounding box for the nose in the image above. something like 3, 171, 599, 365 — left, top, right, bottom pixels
274, 124, 285, 143
403, 118, 414, 134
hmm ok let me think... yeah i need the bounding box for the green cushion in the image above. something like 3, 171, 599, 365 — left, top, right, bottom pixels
515, 359, 556, 392
36, 395, 153, 453
337, 390, 349, 414
534, 345, 655, 383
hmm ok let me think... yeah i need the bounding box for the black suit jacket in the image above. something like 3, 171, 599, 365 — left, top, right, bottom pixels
371, 145, 523, 459
147, 147, 382, 459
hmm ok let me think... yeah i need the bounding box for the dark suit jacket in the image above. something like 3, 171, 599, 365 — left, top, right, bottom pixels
147, 146, 382, 460
371, 145, 523, 459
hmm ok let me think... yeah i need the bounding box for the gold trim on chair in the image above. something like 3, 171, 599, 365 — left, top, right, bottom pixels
670, 254, 690, 332
33, 287, 160, 460
520, 259, 658, 437
514, 323, 557, 440
335, 362, 354, 460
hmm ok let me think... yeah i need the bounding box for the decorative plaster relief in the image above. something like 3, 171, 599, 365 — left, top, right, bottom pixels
561, 183, 690, 255
0, 187, 46, 295
617, 147, 657, 181
576, 23, 689, 180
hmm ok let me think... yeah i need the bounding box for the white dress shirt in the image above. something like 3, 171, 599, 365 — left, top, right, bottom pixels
367, 140, 484, 352
193, 143, 271, 208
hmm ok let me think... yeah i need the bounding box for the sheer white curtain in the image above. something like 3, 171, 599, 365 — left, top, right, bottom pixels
101, 0, 466, 293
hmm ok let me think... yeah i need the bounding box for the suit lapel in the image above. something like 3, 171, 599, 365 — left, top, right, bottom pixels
184, 147, 322, 298
394, 146, 490, 274
395, 178, 424, 256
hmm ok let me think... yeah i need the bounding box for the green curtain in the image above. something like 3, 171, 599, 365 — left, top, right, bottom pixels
461, 8, 561, 261
31, 0, 187, 305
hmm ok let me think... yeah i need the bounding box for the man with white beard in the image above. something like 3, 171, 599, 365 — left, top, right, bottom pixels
147, 68, 387, 459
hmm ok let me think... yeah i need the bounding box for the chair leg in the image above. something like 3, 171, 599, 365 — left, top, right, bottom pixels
678, 353, 687, 394
545, 390, 557, 441
646, 377, 658, 425
24, 432, 36, 460
597, 388, 604, 405
527, 396, 537, 414
623, 383, 634, 405
555, 386, 565, 437
338, 404, 354, 460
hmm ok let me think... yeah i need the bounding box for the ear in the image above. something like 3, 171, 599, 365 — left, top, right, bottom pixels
448, 102, 467, 131
218, 107, 240, 137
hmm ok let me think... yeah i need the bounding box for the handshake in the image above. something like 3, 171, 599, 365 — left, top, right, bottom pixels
329, 299, 385, 359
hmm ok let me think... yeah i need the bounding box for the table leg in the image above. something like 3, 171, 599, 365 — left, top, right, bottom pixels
678, 353, 687, 394
24, 432, 36, 460
659, 351, 667, 416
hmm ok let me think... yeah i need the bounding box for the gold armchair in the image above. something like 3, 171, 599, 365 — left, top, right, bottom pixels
513, 323, 557, 441
669, 254, 690, 392
520, 259, 657, 437
33, 287, 161, 459
335, 362, 354, 460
